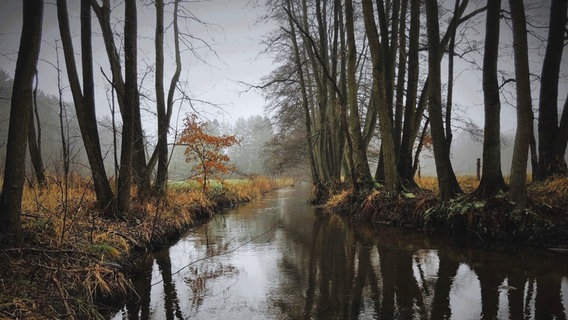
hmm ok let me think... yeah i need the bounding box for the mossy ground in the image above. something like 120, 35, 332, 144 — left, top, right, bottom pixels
0, 176, 293, 319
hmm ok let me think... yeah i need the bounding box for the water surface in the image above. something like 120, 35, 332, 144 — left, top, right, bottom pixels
111, 183, 568, 319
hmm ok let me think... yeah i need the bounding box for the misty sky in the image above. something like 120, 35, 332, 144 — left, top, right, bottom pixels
0, 0, 273, 125
0, 0, 566, 153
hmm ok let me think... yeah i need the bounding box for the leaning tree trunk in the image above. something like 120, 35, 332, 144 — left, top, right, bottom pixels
508, 0, 533, 210
475, 0, 507, 198
0, 0, 43, 243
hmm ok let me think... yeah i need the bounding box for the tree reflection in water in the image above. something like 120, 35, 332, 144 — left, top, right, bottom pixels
112, 187, 568, 320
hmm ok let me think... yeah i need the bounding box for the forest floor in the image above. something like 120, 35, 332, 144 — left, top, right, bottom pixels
324, 175, 568, 250
0, 176, 293, 319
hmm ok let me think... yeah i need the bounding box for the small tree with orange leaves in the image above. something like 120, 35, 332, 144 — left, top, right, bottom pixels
178, 114, 239, 193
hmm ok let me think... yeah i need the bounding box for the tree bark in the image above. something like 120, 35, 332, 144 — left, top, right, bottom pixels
0, 0, 43, 243
509, 0, 533, 210
475, 0, 506, 198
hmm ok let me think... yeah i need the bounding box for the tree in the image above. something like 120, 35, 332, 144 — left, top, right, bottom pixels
178, 114, 238, 193
153, 0, 182, 197
362, 0, 400, 191
28, 73, 46, 186
345, 0, 373, 191
90, 0, 150, 198
0, 0, 43, 243
425, 0, 462, 201
475, 0, 507, 198
117, 0, 137, 213
537, 0, 568, 179
57, 0, 114, 209
508, 0, 534, 210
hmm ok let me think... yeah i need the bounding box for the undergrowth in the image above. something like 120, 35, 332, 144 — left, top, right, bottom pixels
0, 175, 291, 319
324, 175, 568, 246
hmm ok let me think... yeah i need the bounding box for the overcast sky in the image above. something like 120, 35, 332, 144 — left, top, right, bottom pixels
0, 0, 274, 126
0, 0, 566, 134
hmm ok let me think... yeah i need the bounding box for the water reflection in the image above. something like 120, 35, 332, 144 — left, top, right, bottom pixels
111, 185, 568, 319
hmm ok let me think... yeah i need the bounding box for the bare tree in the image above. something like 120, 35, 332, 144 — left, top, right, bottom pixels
475, 0, 507, 198
537, 0, 568, 179
117, 0, 138, 213
0, 0, 43, 243
362, 0, 400, 191
153, 0, 182, 197
28, 73, 46, 186
56, 0, 114, 209
508, 0, 533, 210
90, 0, 150, 198
425, 0, 462, 200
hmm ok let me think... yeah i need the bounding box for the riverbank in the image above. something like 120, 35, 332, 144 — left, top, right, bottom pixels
324, 176, 568, 249
0, 176, 292, 319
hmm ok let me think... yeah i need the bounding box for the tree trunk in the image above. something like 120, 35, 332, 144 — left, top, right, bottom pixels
117, 0, 138, 213
362, 0, 400, 191
345, 0, 373, 191
154, 0, 182, 197
57, 0, 114, 209
398, 0, 420, 187
0, 0, 43, 243
425, 0, 462, 201
28, 75, 46, 187
445, 0, 460, 153
554, 93, 568, 172
508, 0, 533, 210
154, 0, 167, 197
286, 0, 320, 187
475, 0, 506, 198
400, 0, 473, 189
538, 0, 567, 179
393, 0, 408, 155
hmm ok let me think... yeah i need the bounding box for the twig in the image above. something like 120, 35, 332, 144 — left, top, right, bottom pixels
3, 247, 99, 258
52, 276, 76, 320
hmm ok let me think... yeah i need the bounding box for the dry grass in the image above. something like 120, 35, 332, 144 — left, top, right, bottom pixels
529, 176, 568, 210
0, 174, 288, 319
417, 175, 480, 194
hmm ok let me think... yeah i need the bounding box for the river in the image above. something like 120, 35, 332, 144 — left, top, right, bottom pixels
110, 183, 568, 319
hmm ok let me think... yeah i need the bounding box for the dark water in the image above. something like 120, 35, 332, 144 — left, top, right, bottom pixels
111, 183, 568, 319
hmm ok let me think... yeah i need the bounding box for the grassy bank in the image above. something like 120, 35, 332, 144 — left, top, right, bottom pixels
0, 176, 293, 319
324, 176, 568, 248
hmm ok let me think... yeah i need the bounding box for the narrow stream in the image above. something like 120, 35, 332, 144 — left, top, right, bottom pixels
111, 183, 568, 319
